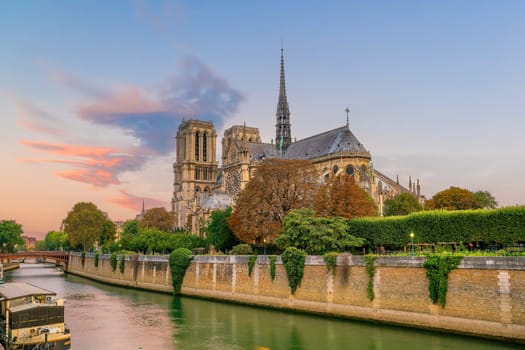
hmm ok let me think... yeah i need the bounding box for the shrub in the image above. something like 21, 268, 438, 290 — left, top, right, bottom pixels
364, 255, 377, 301
231, 243, 253, 255
323, 252, 338, 276
423, 255, 463, 307
277, 209, 364, 254
169, 248, 194, 295
110, 252, 117, 272
119, 255, 125, 274
281, 247, 307, 294
169, 232, 208, 251
269, 255, 277, 281
248, 255, 257, 277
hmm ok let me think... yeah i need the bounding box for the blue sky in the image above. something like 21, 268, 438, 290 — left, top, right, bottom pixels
1, 1, 524, 237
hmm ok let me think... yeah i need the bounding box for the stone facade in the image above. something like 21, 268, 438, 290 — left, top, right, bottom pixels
171, 120, 218, 232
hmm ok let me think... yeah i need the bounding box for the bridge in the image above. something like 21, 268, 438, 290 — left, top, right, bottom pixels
0, 251, 69, 265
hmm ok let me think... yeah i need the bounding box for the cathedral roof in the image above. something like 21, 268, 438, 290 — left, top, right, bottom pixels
201, 192, 233, 210
248, 142, 280, 161
283, 125, 370, 160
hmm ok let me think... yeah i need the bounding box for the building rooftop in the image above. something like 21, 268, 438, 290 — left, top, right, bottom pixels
284, 125, 370, 160
0, 282, 55, 300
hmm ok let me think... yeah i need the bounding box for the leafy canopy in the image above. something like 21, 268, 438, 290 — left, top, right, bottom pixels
139, 207, 175, 232
63, 202, 107, 250
473, 190, 498, 209
42, 231, 68, 251
425, 186, 480, 210
121, 228, 207, 254
204, 207, 238, 252
0, 220, 25, 252
383, 192, 423, 216
314, 174, 376, 219
229, 158, 320, 244
276, 208, 364, 255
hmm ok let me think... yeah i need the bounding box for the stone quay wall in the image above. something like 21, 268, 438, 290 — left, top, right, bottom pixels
67, 253, 173, 293
67, 253, 525, 343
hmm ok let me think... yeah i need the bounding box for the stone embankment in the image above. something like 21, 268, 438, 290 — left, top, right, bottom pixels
67, 253, 525, 343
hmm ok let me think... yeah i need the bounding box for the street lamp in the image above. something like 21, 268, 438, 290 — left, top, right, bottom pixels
409, 232, 415, 256
263, 238, 267, 255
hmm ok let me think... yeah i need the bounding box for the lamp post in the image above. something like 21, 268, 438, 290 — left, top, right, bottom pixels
410, 232, 415, 256
263, 238, 267, 255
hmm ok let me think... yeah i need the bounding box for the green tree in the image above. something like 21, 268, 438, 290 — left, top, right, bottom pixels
123, 219, 139, 236
314, 175, 376, 219
126, 229, 206, 254
0, 220, 25, 252
139, 207, 175, 232
204, 207, 238, 252
383, 192, 423, 216
100, 220, 116, 245
168, 232, 207, 252
425, 186, 480, 210
276, 208, 364, 255
63, 202, 107, 251
474, 190, 498, 209
128, 228, 169, 254
43, 231, 68, 251
119, 219, 139, 251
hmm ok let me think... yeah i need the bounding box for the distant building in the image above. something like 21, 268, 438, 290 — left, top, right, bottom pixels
113, 220, 124, 242
172, 48, 424, 234
22, 235, 37, 251
135, 200, 146, 221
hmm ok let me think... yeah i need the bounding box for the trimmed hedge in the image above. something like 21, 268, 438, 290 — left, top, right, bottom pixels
348, 207, 525, 248
169, 248, 194, 295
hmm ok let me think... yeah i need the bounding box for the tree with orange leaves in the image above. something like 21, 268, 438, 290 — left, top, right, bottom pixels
314, 174, 377, 219
228, 158, 320, 244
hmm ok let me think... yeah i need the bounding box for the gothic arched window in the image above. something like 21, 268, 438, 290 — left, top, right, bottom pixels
203, 132, 207, 162
195, 132, 200, 161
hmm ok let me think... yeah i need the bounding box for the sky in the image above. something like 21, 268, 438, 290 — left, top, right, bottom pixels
1, 1, 524, 239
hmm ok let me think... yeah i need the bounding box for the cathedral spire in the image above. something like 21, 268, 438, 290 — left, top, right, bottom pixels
276, 47, 291, 151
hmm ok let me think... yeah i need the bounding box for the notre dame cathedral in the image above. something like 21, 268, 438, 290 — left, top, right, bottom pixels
172, 49, 422, 233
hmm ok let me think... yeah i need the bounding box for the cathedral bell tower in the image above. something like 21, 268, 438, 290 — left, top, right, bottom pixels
172, 120, 218, 232
276, 47, 292, 151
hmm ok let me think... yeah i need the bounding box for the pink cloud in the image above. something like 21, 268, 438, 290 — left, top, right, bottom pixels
15, 57, 243, 190
56, 169, 120, 187
77, 86, 165, 121
19, 141, 145, 187
21, 141, 116, 157
109, 190, 169, 212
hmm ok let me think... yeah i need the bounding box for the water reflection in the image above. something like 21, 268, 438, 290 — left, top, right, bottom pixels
5, 264, 522, 350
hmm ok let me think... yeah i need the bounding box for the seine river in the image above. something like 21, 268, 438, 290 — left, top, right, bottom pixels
4, 264, 522, 350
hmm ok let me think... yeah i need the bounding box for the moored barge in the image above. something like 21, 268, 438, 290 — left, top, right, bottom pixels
0, 282, 71, 349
